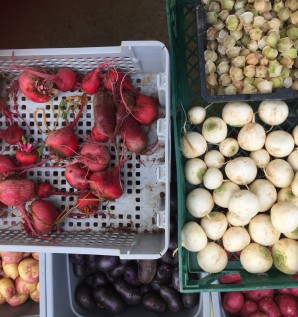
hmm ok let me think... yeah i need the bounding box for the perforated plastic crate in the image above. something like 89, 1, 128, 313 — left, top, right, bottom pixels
0, 41, 170, 259
45, 253, 212, 317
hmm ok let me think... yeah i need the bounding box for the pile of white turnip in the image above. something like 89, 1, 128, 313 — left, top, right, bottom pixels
181, 100, 298, 276
0, 252, 39, 307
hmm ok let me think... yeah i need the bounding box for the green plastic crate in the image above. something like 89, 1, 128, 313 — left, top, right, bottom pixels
166, 0, 298, 292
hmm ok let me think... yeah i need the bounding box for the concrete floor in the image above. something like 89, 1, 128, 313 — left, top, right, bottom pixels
1, 1, 168, 49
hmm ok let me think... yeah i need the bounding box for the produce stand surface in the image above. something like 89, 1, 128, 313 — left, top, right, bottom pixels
166, 0, 298, 292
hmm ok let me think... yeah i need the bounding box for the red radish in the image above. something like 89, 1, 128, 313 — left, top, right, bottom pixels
46, 126, 78, 157
103, 69, 138, 95
258, 298, 280, 317
46, 95, 86, 157
222, 292, 244, 314
16, 141, 39, 166
81, 62, 112, 94
0, 155, 17, 179
79, 142, 110, 172
0, 178, 38, 236
219, 273, 242, 284
0, 125, 24, 145
36, 182, 78, 199
18, 67, 58, 103
120, 116, 147, 153
132, 94, 159, 126
240, 299, 258, 317
249, 313, 270, 317
76, 191, 99, 215
275, 294, 298, 317
90, 126, 109, 142
93, 91, 116, 137
29, 199, 59, 235
278, 289, 292, 295
243, 290, 274, 303
89, 157, 125, 200
64, 163, 90, 190
289, 288, 298, 297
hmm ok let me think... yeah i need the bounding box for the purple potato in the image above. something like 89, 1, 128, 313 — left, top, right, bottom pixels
140, 284, 152, 296
109, 263, 125, 279
160, 249, 178, 266
114, 278, 142, 305
155, 263, 173, 285
172, 267, 179, 291
182, 293, 199, 309
92, 272, 109, 288
73, 263, 87, 278
124, 262, 140, 286
96, 255, 119, 272
86, 260, 98, 274
93, 286, 126, 314
70, 254, 86, 265
75, 284, 96, 311
160, 285, 184, 313
143, 292, 167, 313
137, 260, 157, 284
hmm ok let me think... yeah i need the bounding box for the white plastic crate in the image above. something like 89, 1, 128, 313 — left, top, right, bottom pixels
45, 253, 205, 317
0, 253, 46, 317
0, 41, 170, 258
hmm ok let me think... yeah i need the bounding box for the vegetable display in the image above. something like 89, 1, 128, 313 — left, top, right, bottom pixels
0, 252, 39, 307
0, 59, 161, 240
182, 100, 298, 275
202, 0, 298, 95
71, 218, 199, 314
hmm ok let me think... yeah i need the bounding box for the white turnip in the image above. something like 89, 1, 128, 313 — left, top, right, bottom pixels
219, 138, 239, 157
187, 106, 206, 125
271, 201, 298, 233
181, 132, 207, 158
202, 117, 228, 144
203, 167, 223, 190
277, 187, 298, 206
250, 149, 271, 169
258, 100, 289, 126
249, 179, 277, 212
272, 238, 298, 274
225, 157, 257, 185
197, 242, 228, 273
249, 214, 280, 246
181, 222, 207, 252
265, 159, 294, 188
204, 150, 225, 168
265, 130, 294, 158
228, 190, 259, 221
223, 227, 251, 252
287, 149, 298, 171
238, 123, 266, 151
184, 158, 207, 185
200, 212, 228, 240
186, 188, 214, 218
240, 243, 273, 273
213, 181, 240, 208
222, 102, 253, 127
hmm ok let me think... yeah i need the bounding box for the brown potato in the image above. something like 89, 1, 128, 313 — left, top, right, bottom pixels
1, 252, 23, 265
18, 258, 39, 284
15, 277, 37, 295
0, 278, 15, 300
2, 263, 19, 280
7, 293, 28, 307
30, 289, 39, 303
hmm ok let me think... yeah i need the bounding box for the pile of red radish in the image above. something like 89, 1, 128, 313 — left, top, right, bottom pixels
221, 273, 298, 317
0, 60, 160, 240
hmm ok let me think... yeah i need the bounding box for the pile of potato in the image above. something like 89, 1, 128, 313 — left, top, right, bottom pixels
0, 252, 39, 306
